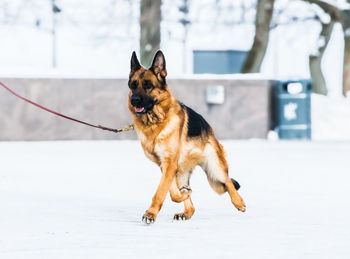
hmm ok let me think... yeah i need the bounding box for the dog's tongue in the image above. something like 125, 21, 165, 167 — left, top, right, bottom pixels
135, 107, 145, 113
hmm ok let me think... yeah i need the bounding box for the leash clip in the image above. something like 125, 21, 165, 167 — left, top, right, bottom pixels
98, 124, 134, 133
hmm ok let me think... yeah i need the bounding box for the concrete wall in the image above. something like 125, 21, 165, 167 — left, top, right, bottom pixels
0, 78, 273, 141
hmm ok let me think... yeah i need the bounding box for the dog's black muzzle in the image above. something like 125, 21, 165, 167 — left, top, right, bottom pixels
131, 94, 155, 115
131, 95, 142, 107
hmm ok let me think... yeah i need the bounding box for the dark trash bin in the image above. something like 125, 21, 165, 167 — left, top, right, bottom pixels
272, 80, 312, 139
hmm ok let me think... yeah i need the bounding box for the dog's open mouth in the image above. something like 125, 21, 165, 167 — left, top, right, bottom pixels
135, 107, 145, 114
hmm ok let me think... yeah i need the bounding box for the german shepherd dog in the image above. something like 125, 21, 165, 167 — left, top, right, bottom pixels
128, 50, 246, 224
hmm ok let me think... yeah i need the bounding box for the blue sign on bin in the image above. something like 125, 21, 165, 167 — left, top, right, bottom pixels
272, 80, 312, 139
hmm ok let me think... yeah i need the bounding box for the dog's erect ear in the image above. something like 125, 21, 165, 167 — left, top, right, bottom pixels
130, 51, 141, 73
150, 50, 167, 79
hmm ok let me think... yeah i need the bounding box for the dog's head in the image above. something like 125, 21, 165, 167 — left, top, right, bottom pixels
127, 50, 169, 117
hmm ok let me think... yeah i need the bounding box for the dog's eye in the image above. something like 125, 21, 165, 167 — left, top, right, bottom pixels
130, 81, 138, 90
143, 81, 154, 90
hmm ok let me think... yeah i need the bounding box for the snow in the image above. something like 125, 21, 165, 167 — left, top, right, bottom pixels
1, 140, 350, 258
312, 94, 350, 140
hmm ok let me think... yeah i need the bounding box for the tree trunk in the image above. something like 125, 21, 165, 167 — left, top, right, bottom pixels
140, 0, 161, 67
343, 36, 350, 97
342, 9, 350, 97
241, 0, 275, 73
304, 0, 344, 94
309, 20, 335, 95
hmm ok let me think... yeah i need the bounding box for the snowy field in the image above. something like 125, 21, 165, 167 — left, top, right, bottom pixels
1, 140, 350, 259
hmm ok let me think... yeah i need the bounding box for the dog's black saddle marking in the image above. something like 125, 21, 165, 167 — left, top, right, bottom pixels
181, 104, 210, 138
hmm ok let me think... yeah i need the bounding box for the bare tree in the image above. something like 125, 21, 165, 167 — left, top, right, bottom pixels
304, 0, 350, 96
342, 9, 350, 96
309, 18, 335, 95
303, 0, 341, 95
140, 0, 161, 67
241, 0, 275, 73
51, 0, 61, 68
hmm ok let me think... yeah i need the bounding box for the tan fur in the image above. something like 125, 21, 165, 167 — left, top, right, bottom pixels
128, 51, 246, 223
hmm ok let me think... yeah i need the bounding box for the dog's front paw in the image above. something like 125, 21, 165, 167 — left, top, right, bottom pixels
173, 212, 188, 221
142, 211, 156, 224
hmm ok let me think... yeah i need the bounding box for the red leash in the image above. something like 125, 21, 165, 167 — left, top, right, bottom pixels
0, 80, 134, 133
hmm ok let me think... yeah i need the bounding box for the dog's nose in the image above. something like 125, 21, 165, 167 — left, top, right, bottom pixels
131, 95, 142, 106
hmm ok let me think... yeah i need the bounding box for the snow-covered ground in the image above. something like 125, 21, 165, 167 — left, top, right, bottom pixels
1, 140, 350, 259
312, 94, 350, 140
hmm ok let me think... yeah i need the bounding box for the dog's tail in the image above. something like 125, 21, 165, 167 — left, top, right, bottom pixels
231, 178, 241, 190
207, 177, 241, 194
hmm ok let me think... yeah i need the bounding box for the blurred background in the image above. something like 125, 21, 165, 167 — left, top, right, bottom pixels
0, 0, 350, 140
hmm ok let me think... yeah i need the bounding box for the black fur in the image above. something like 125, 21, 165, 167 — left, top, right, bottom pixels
182, 104, 210, 138
130, 51, 141, 72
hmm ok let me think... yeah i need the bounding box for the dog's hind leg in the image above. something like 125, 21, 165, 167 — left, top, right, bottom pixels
202, 141, 246, 212
225, 177, 246, 212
